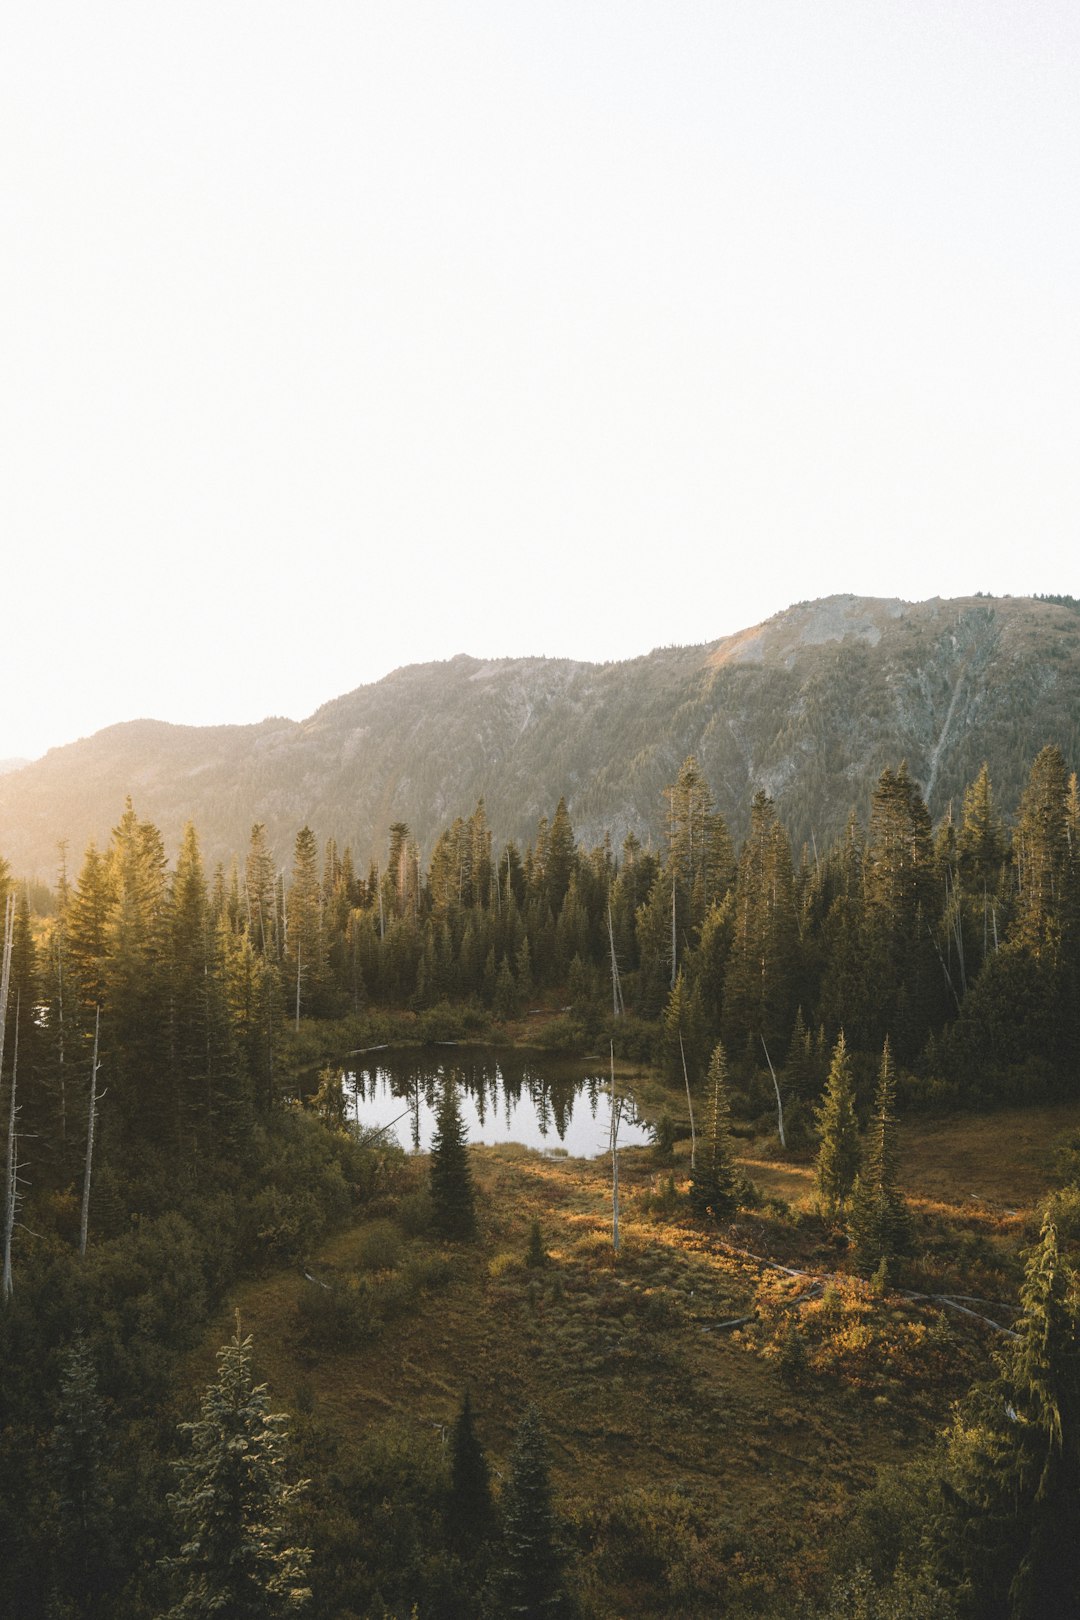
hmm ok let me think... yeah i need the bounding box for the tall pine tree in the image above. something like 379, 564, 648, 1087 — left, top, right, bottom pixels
815, 1032, 861, 1221
849, 1037, 913, 1277
688, 1041, 743, 1221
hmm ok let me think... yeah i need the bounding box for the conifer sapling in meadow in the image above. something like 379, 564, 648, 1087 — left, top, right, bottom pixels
814, 1031, 861, 1221
850, 1037, 913, 1278
689, 1041, 746, 1222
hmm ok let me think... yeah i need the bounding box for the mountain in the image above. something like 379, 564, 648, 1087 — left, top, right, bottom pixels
0, 759, 28, 777
2, 594, 1079, 879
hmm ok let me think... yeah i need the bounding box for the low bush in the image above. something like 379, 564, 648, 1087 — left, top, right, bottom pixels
355, 1219, 404, 1272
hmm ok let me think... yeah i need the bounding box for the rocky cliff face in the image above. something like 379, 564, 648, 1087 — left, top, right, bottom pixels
2, 595, 1078, 877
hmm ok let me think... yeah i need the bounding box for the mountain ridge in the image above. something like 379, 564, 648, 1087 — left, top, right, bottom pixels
3, 593, 1078, 878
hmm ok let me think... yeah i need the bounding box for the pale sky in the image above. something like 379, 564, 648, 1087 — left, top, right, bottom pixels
3, 2, 1078, 761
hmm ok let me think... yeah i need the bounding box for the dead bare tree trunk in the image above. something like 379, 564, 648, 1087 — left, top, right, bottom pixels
670, 873, 677, 990
2, 994, 20, 1301
55, 926, 67, 1143
0, 893, 13, 1112
0, 893, 14, 1297
609, 1040, 621, 1254
760, 1035, 786, 1149
679, 1029, 697, 1170
79, 1006, 102, 1259
607, 904, 625, 1019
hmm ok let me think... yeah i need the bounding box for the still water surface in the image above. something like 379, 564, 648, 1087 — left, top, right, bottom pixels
344, 1048, 652, 1158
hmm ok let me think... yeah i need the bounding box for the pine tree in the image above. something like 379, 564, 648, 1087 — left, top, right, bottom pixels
815, 1032, 860, 1220
48, 1335, 116, 1617
861, 764, 940, 1060
1011, 744, 1071, 962
430, 1076, 477, 1240
688, 1041, 742, 1221
957, 761, 1008, 892
498, 1405, 567, 1618
446, 1388, 496, 1554
244, 822, 278, 957
285, 827, 325, 1026
850, 1038, 913, 1277
162, 1318, 311, 1619
933, 1215, 1080, 1619
722, 790, 799, 1053
544, 799, 577, 918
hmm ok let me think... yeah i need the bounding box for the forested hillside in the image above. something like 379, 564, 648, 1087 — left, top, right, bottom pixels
3, 593, 1079, 876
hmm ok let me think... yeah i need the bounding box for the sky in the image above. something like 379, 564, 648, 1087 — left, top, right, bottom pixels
3, 1, 1079, 761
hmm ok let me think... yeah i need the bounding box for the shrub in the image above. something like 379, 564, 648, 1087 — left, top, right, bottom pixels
402, 1253, 453, 1292
641, 1174, 682, 1218
488, 1251, 521, 1281
355, 1220, 404, 1272
397, 1188, 434, 1237
532, 1014, 588, 1051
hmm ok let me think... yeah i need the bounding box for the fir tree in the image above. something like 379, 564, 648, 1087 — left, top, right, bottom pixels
722, 790, 799, 1053
498, 1405, 567, 1618
815, 1031, 860, 1220
430, 1076, 477, 1240
850, 1038, 913, 1277
162, 1318, 311, 1619
48, 1335, 117, 1618
933, 1215, 1080, 1619
688, 1041, 742, 1221
446, 1388, 496, 1554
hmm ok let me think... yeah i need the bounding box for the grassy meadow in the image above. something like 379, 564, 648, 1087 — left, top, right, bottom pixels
181, 1093, 1078, 1617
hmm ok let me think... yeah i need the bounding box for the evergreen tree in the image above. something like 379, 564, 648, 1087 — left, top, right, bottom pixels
932, 1215, 1080, 1619
861, 764, 941, 1059
244, 823, 277, 958
1011, 744, 1072, 963
957, 762, 1008, 893
48, 1335, 117, 1618
285, 827, 326, 1025
817, 812, 871, 1046
785, 1005, 818, 1102
850, 1038, 913, 1277
722, 791, 799, 1054
815, 1032, 860, 1220
498, 1405, 567, 1619
170, 821, 211, 1153
446, 1388, 496, 1554
688, 1041, 743, 1221
66, 843, 112, 1020
162, 1318, 311, 1619
430, 1076, 477, 1240
659, 968, 707, 1087
544, 799, 577, 918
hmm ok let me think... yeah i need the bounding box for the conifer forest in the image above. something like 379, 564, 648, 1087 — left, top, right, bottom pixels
3, 744, 1080, 1617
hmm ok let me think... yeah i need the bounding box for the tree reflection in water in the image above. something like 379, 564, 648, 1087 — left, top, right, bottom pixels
345, 1050, 649, 1158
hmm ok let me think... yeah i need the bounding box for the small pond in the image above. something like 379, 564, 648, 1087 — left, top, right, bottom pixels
343, 1048, 653, 1158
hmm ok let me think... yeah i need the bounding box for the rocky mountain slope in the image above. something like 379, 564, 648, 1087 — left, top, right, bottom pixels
3, 594, 1079, 878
